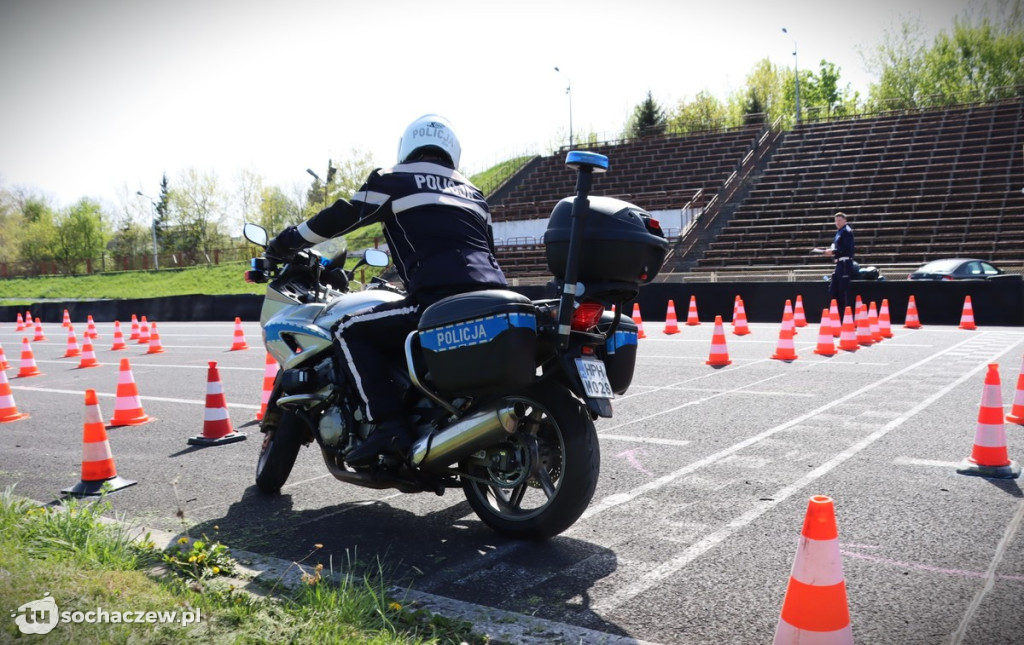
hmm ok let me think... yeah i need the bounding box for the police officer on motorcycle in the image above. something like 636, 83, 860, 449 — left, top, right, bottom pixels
267, 114, 507, 465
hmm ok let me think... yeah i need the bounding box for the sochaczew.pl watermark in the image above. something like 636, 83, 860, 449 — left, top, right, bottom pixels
11, 592, 201, 635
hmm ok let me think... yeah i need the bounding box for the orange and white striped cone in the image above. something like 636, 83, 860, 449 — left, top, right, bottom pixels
957, 364, 1020, 478
855, 303, 874, 347
631, 303, 646, 339
78, 337, 100, 369
706, 315, 733, 367
61, 309, 71, 328
136, 316, 150, 344
86, 315, 98, 340
0, 342, 9, 370
663, 299, 680, 335
110, 321, 127, 350
771, 302, 798, 361
731, 295, 740, 327
685, 295, 700, 326
63, 325, 82, 358
189, 361, 246, 446
230, 317, 250, 350
959, 295, 977, 330
17, 338, 41, 378
1007, 355, 1024, 425
24, 311, 32, 325
129, 314, 140, 340
0, 368, 29, 423
732, 299, 751, 336
773, 495, 853, 644
782, 299, 796, 335
829, 299, 841, 338
62, 389, 137, 497
813, 309, 837, 357
904, 295, 922, 329
256, 352, 279, 421
16, 313, 24, 331
32, 320, 46, 342
110, 358, 152, 426
868, 301, 882, 343
146, 322, 164, 354
878, 298, 894, 338
838, 308, 859, 352
792, 295, 807, 328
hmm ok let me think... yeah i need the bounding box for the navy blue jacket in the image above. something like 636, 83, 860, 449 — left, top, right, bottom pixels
273, 161, 506, 300
830, 225, 855, 261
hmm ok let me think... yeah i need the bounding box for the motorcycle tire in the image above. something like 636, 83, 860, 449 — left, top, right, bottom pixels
460, 383, 600, 540
255, 410, 303, 494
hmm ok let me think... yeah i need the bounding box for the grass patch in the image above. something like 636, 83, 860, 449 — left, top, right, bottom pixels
0, 487, 482, 644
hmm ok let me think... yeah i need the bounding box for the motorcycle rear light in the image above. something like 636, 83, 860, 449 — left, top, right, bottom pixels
571, 301, 605, 331
943, 275, 954, 281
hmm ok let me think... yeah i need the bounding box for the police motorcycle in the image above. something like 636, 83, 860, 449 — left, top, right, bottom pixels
242, 151, 668, 539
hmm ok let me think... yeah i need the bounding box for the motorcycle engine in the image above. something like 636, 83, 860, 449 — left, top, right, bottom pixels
319, 405, 348, 447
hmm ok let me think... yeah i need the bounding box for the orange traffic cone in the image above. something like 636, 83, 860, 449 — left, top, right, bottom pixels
773, 495, 853, 644
792, 295, 807, 328
829, 299, 841, 338
868, 301, 882, 343
959, 295, 977, 330
129, 314, 140, 340
16, 312, 24, 331
62, 389, 137, 497
904, 295, 922, 329
631, 304, 646, 339
256, 352, 279, 421
62, 309, 71, 327
63, 325, 82, 358
0, 342, 9, 370
146, 322, 165, 354
1007, 356, 1024, 425
731, 295, 740, 326
733, 298, 751, 336
838, 308, 859, 352
33, 320, 46, 342
230, 317, 249, 350
663, 299, 680, 335
855, 303, 874, 347
706, 315, 732, 367
86, 315, 98, 340
685, 295, 700, 326
17, 338, 41, 377
771, 302, 798, 361
0, 369, 29, 422
78, 337, 100, 369
189, 361, 247, 446
136, 316, 150, 344
813, 309, 837, 356
24, 311, 32, 325
957, 364, 1020, 478
878, 299, 893, 338
110, 321, 127, 350
110, 359, 152, 426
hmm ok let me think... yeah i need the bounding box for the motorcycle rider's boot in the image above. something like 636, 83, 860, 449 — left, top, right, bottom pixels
345, 418, 413, 466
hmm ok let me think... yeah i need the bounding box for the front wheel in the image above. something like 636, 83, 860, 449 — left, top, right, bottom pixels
460, 384, 600, 540
255, 410, 304, 494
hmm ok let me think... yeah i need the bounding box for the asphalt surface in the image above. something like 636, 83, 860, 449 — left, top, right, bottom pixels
2, 313, 1024, 644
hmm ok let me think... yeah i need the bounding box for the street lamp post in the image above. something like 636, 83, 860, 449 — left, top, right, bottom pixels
306, 161, 336, 210
781, 27, 801, 124
135, 191, 159, 270
554, 66, 574, 149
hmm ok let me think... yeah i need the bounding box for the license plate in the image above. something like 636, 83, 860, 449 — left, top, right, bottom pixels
575, 357, 614, 399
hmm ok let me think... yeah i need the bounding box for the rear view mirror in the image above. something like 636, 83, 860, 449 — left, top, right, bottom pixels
243, 223, 268, 248
364, 249, 389, 267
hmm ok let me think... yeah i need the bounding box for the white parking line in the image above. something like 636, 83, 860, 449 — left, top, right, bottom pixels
10, 385, 260, 409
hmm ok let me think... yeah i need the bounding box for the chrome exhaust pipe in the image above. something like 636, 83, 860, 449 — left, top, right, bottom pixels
411, 405, 519, 472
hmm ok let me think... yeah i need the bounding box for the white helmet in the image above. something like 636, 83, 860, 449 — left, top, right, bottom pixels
397, 114, 461, 167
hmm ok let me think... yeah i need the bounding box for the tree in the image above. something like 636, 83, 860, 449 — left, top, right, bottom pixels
303, 150, 375, 218
731, 58, 786, 126
668, 91, 728, 134
18, 198, 56, 270
625, 91, 667, 138
257, 185, 302, 233
50, 198, 108, 274
167, 168, 227, 260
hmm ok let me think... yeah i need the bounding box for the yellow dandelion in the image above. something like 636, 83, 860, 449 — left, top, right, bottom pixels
178, 537, 190, 544
188, 556, 197, 563
211, 566, 220, 575
388, 602, 402, 612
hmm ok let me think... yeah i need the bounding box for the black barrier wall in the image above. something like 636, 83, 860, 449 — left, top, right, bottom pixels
1, 280, 1021, 326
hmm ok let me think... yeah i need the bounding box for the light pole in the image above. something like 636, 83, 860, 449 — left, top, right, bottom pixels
135, 191, 159, 270
306, 161, 336, 210
554, 66, 574, 149
782, 27, 801, 123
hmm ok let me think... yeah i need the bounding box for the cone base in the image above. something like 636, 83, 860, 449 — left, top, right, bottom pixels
706, 359, 732, 367
771, 354, 798, 361
904, 323, 922, 329
1007, 413, 1024, 425
813, 348, 837, 356
959, 323, 977, 330
62, 475, 137, 497
188, 432, 247, 447
146, 348, 164, 354
663, 328, 680, 335
230, 344, 249, 351
732, 330, 750, 336
0, 411, 29, 423
77, 361, 100, 369
956, 458, 1021, 479
16, 371, 42, 378
108, 414, 153, 427
110, 344, 127, 351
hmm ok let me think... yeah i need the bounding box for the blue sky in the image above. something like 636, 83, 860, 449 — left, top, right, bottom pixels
0, 0, 981, 211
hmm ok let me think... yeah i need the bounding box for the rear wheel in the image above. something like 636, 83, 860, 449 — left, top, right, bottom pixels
255, 410, 304, 494
460, 384, 599, 540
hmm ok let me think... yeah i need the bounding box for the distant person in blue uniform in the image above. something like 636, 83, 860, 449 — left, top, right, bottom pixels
820, 211, 855, 313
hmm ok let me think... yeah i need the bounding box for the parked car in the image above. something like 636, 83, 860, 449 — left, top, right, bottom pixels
907, 258, 1007, 281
